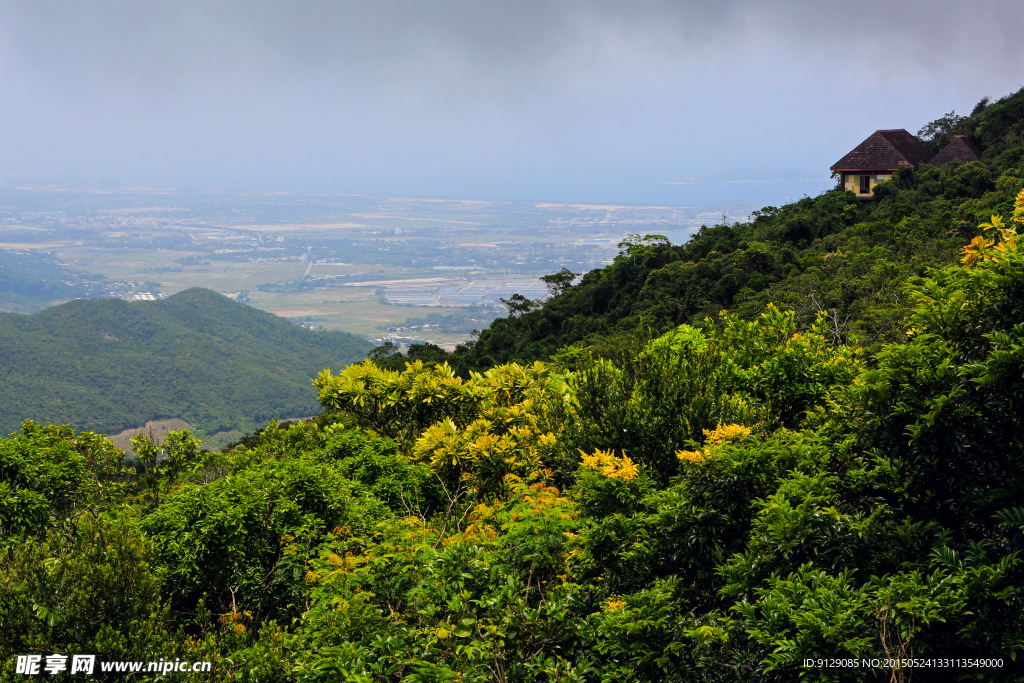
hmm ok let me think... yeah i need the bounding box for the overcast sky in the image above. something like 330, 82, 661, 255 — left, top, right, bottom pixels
1, 1, 1021, 205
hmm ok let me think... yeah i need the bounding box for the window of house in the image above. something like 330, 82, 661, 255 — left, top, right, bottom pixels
860, 175, 870, 193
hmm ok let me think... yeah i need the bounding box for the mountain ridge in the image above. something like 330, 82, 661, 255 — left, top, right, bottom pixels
0, 287, 372, 436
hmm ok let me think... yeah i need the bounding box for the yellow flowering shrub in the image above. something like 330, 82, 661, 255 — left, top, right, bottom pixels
677, 424, 753, 463
703, 423, 752, 445
579, 448, 639, 481
314, 360, 484, 443
961, 189, 1023, 266
320, 359, 569, 496
442, 499, 503, 548
675, 449, 705, 464
506, 477, 577, 520
603, 596, 626, 612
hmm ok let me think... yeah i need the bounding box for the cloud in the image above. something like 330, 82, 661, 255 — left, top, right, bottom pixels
0, 1, 1021, 201
5, 1, 1019, 88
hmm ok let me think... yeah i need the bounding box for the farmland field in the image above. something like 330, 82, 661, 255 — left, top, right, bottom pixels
0, 186, 750, 346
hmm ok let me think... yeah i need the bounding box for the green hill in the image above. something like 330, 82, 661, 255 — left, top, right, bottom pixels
0, 288, 372, 436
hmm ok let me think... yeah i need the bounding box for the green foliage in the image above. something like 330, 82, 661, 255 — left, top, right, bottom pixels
141, 429, 387, 628
561, 306, 859, 483
132, 428, 204, 508
916, 88, 1024, 160
0, 422, 129, 536
0, 513, 171, 661
918, 110, 969, 151
368, 341, 455, 373
540, 268, 580, 298
320, 428, 442, 515
315, 360, 485, 446
499, 292, 540, 318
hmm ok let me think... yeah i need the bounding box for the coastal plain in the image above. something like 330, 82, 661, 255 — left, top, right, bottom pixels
0, 187, 746, 347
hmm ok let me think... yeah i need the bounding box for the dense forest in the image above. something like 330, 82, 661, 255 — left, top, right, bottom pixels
3, 90, 1024, 681
0, 288, 372, 436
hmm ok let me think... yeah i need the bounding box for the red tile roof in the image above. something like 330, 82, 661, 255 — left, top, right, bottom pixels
930, 135, 981, 165
831, 129, 935, 171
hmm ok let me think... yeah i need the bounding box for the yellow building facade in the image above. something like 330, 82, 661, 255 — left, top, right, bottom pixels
841, 172, 892, 196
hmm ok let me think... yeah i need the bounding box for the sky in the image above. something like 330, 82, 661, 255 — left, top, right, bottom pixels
1, 0, 1022, 205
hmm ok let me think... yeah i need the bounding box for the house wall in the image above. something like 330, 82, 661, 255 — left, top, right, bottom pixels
842, 172, 892, 196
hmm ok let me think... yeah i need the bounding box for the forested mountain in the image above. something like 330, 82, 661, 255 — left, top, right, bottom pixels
0, 288, 372, 436
3, 90, 1024, 682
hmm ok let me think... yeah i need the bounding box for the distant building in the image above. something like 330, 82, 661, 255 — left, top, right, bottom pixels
831, 127, 942, 198
831, 129, 935, 199
832, 130, 983, 199
930, 135, 981, 166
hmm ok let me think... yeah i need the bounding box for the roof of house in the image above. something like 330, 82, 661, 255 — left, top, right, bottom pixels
930, 135, 982, 166
830, 129, 935, 171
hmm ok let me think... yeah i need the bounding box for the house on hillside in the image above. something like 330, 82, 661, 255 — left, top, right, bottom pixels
831, 129, 935, 199
931, 135, 981, 166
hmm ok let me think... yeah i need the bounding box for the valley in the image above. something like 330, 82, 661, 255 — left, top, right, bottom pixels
0, 189, 754, 348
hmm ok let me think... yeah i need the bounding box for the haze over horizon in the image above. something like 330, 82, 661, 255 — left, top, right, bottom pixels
1, 0, 1022, 205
